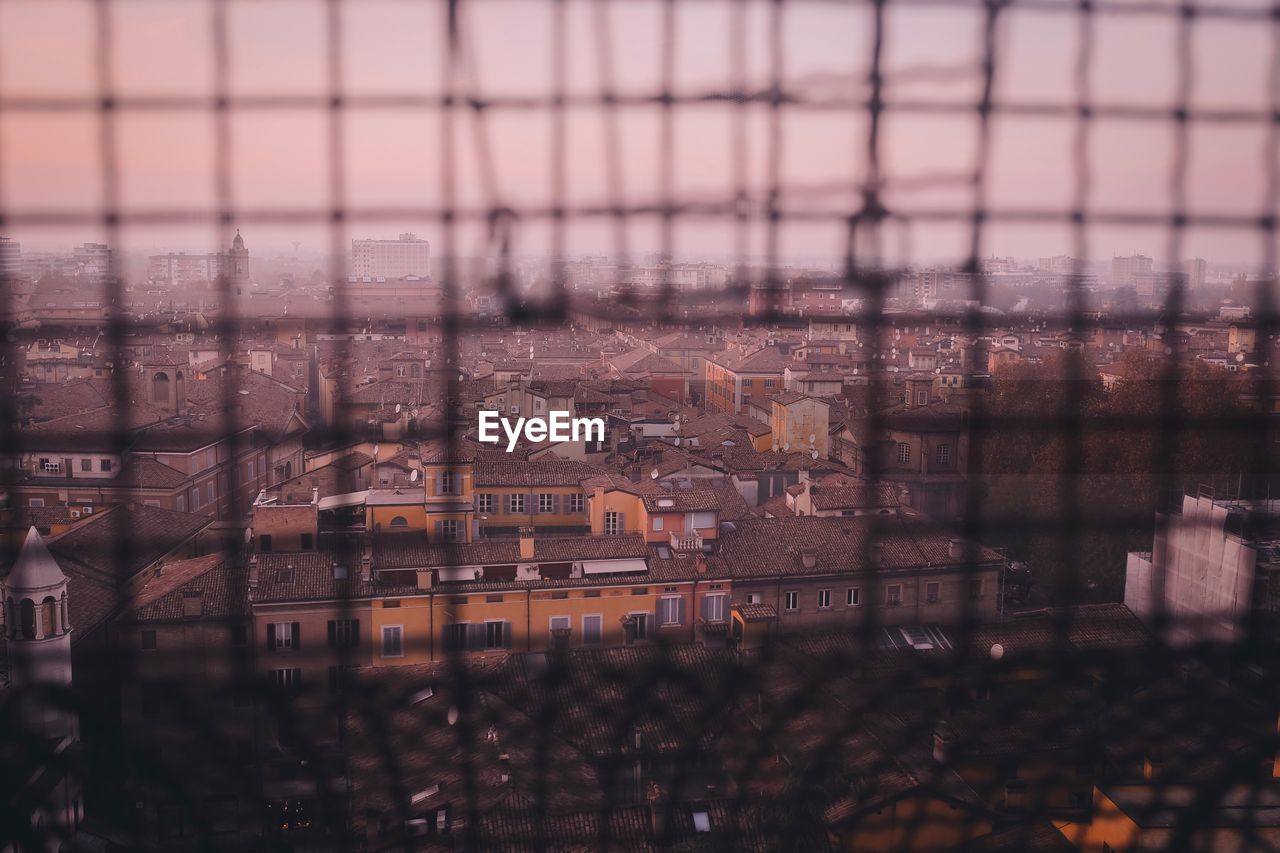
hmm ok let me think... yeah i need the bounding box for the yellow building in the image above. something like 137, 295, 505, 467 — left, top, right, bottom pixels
473, 459, 594, 537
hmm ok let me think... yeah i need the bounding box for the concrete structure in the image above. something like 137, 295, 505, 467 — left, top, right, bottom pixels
351, 233, 431, 279
1125, 494, 1280, 647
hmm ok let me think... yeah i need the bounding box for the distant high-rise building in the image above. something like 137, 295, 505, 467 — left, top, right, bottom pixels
146, 230, 250, 292
351, 233, 431, 279
1182, 257, 1207, 288
0, 236, 20, 281
1038, 254, 1076, 275
1111, 254, 1153, 286
72, 242, 112, 282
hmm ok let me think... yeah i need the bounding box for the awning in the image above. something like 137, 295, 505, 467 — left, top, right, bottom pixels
582, 558, 648, 575
317, 490, 370, 510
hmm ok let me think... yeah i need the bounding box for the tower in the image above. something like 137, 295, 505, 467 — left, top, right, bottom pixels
4, 527, 76, 741
228, 229, 249, 295
144, 351, 187, 416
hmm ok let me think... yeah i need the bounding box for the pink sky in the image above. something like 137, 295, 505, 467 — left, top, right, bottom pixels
0, 0, 1275, 268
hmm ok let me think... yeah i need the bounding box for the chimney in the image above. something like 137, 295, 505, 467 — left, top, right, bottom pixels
181, 589, 203, 619
932, 721, 954, 764
695, 553, 707, 575
417, 569, 435, 590
868, 542, 884, 566
360, 543, 373, 582
947, 537, 965, 561
518, 526, 536, 561
247, 554, 260, 589
646, 781, 665, 840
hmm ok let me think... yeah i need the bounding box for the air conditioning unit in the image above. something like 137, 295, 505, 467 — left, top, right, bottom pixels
70, 509, 81, 518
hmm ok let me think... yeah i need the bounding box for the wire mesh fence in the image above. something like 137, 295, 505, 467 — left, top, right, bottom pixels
1, 0, 1279, 850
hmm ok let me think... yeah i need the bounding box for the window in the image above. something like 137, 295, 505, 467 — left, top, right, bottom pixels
442, 623, 468, 653
440, 469, 457, 495
568, 493, 585, 513
300, 533, 313, 550
936, 444, 951, 466
80, 458, 92, 472
652, 516, 664, 531
604, 511, 621, 535
207, 482, 215, 503
485, 621, 507, 649
630, 613, 649, 642
926, 581, 941, 604
817, 589, 831, 609
477, 493, 495, 514
28, 498, 45, 508
268, 622, 298, 651
509, 493, 526, 514
538, 493, 555, 513
247, 460, 255, 479
328, 665, 357, 695
259, 534, 272, 552
390, 516, 409, 529
917, 390, 929, 405
328, 619, 359, 650
437, 519, 461, 542
583, 614, 603, 645
970, 579, 984, 600
746, 592, 762, 605
784, 591, 799, 611
886, 584, 903, 606
701, 594, 726, 623
847, 587, 861, 606
550, 616, 571, 632
658, 596, 684, 627
896, 442, 911, 464
381, 625, 404, 657
101, 458, 112, 472
230, 623, 248, 647
141, 630, 157, 650
551, 591, 569, 600
176, 495, 185, 512
270, 668, 302, 693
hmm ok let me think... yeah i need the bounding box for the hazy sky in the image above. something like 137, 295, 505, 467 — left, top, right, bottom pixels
1, 0, 1276, 269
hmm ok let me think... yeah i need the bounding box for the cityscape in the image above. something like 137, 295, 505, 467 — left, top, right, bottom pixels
2, 0, 1280, 851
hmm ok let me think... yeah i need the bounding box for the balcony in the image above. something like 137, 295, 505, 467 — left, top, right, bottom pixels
670, 530, 703, 553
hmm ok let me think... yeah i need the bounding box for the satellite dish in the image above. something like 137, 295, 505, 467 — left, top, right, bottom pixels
651, 468, 659, 480
811, 449, 819, 460
808, 434, 816, 445
372, 444, 380, 460
990, 643, 1004, 661
772, 440, 779, 452
410, 469, 419, 483
447, 706, 459, 726
395, 403, 402, 414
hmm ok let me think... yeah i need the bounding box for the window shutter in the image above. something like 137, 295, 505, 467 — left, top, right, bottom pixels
701, 596, 713, 622
503, 621, 512, 649
618, 512, 625, 532
292, 622, 300, 650
553, 494, 561, 514
267, 622, 276, 650
504, 494, 511, 514
327, 621, 336, 649
467, 623, 485, 651
434, 521, 443, 540
352, 619, 360, 648
677, 597, 686, 626
436, 473, 445, 495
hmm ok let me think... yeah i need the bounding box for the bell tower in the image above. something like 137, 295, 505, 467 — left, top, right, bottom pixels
228, 229, 250, 295
4, 527, 76, 741
144, 352, 188, 416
